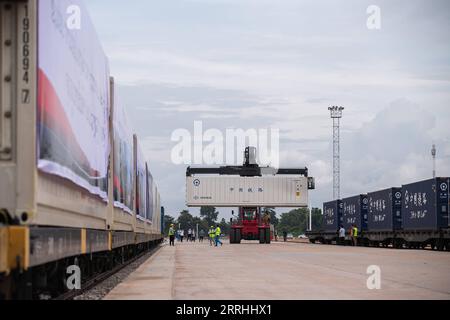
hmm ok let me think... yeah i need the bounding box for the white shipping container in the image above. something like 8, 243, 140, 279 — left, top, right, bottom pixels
186, 176, 309, 207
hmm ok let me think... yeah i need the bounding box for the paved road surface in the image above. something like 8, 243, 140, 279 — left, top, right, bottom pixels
105, 240, 450, 300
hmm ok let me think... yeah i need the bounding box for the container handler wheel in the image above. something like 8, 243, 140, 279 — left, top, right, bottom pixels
230, 229, 236, 244
259, 228, 270, 244
230, 228, 242, 244
257, 228, 270, 244
236, 228, 242, 244
265, 228, 271, 244
259, 228, 265, 244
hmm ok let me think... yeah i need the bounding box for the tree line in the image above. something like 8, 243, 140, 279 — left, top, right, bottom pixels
163, 206, 323, 237
163, 206, 230, 236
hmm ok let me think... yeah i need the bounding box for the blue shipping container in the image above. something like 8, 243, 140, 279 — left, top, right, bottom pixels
367, 188, 402, 232
402, 178, 449, 231
342, 195, 368, 231
322, 200, 343, 232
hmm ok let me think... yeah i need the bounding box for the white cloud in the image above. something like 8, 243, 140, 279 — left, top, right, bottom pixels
339, 99, 449, 197
84, 0, 450, 219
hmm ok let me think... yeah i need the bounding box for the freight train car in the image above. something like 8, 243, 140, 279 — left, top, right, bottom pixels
397, 177, 450, 249
364, 187, 403, 247
342, 194, 368, 233
312, 195, 369, 246
0, 0, 163, 299
309, 200, 343, 244
307, 178, 450, 250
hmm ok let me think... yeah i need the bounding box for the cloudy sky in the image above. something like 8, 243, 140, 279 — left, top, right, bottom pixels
86, 0, 450, 219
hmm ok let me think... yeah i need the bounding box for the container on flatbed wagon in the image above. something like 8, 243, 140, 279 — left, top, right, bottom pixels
1, 0, 164, 233
341, 195, 368, 231
402, 178, 449, 231
367, 188, 402, 232
322, 200, 343, 232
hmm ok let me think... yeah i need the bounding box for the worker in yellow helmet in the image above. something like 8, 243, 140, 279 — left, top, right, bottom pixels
351, 224, 358, 246
168, 224, 175, 246
215, 224, 223, 247
208, 226, 215, 246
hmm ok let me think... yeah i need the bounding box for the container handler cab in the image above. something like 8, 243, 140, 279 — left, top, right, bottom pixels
186, 147, 315, 244
229, 207, 271, 244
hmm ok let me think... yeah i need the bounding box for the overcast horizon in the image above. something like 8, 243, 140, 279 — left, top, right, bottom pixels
86, 0, 450, 220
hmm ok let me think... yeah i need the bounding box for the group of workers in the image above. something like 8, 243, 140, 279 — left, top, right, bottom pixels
168, 223, 359, 247
338, 224, 358, 246
277, 225, 359, 246
168, 224, 223, 247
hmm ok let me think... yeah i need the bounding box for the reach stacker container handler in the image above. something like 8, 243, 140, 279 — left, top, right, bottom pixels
186, 147, 315, 244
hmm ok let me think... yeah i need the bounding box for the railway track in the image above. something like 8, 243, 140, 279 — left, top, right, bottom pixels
54, 244, 163, 300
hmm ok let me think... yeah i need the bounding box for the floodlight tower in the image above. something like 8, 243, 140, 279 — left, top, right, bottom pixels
431, 144, 436, 178
328, 106, 344, 200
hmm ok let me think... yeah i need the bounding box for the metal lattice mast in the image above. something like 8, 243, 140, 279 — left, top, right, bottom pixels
328, 106, 344, 200
431, 144, 436, 178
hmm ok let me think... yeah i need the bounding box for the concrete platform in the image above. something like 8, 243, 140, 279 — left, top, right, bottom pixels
104, 240, 450, 300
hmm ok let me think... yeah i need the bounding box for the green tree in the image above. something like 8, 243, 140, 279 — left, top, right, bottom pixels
310, 207, 323, 231
218, 218, 230, 235
192, 216, 209, 236
278, 208, 309, 236
198, 218, 210, 235
163, 214, 175, 236
177, 210, 194, 231
262, 207, 278, 226
200, 206, 219, 226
